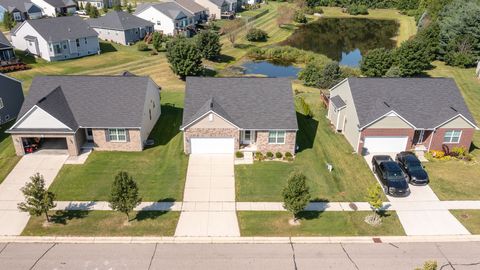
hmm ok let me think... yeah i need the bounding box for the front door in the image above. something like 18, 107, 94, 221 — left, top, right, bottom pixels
242, 130, 254, 145
416, 130, 425, 144
85, 128, 94, 142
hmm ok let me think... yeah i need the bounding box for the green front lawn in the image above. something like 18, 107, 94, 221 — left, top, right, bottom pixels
425, 62, 480, 200
236, 92, 379, 202
0, 122, 21, 184
22, 211, 179, 236
450, 210, 480, 235
48, 92, 188, 202
238, 211, 405, 236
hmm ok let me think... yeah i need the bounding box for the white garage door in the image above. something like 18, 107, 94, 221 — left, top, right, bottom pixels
190, 138, 234, 154
363, 136, 408, 154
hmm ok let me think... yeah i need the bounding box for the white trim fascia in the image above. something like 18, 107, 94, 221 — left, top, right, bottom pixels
180, 110, 239, 131
433, 114, 479, 130
328, 78, 348, 93
78, 126, 141, 129
359, 110, 417, 130
0, 73, 23, 84
10, 20, 27, 36
7, 130, 76, 134
9, 105, 72, 131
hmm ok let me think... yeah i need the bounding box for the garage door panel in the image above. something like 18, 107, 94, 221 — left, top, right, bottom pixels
191, 138, 234, 154
363, 136, 408, 154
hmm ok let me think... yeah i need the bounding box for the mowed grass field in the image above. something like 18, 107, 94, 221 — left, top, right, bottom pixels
0, 122, 21, 185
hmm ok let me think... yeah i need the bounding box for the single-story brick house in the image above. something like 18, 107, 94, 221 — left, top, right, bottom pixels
327, 78, 478, 155
7, 74, 161, 156
180, 77, 298, 155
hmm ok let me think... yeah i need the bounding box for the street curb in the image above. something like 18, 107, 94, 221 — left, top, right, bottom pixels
1, 235, 479, 244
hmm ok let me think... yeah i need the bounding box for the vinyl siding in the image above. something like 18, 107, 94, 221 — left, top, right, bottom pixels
367, 115, 413, 129
438, 116, 476, 129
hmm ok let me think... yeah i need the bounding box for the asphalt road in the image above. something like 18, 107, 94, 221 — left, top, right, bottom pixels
1, 242, 480, 270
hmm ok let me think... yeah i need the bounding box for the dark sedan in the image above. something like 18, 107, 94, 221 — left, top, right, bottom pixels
372, 155, 410, 197
396, 152, 429, 185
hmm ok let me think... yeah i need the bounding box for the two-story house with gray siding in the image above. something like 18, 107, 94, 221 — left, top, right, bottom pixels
0, 0, 42, 22
87, 11, 154, 46
0, 74, 24, 125
11, 16, 100, 62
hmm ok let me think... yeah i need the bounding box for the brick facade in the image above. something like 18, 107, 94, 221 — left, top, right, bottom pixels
183, 127, 239, 154
358, 128, 415, 153
92, 129, 143, 152
428, 128, 475, 152
256, 131, 297, 154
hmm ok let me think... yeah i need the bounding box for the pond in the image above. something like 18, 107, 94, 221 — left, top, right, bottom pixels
280, 18, 399, 67
241, 61, 301, 78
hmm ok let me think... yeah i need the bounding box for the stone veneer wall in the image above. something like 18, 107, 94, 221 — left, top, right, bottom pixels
92, 129, 143, 152
255, 131, 297, 154
183, 127, 239, 154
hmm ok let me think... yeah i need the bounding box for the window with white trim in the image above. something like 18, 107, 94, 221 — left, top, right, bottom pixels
268, 131, 286, 144
108, 128, 127, 142
0, 98, 4, 109
443, 130, 462, 143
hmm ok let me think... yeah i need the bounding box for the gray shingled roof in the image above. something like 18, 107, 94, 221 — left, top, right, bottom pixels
209, 0, 226, 7
330, 95, 346, 109
134, 2, 193, 20
347, 78, 478, 129
42, 0, 75, 7
0, 32, 12, 48
87, 11, 153, 31
173, 0, 206, 13
15, 16, 98, 43
14, 75, 158, 130
0, 0, 41, 13
182, 77, 298, 130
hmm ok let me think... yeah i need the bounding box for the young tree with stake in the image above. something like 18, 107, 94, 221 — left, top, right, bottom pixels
109, 171, 142, 222
18, 173, 56, 223
282, 171, 310, 224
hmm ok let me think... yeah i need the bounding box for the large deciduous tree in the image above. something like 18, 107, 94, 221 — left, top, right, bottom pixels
18, 173, 56, 223
109, 171, 142, 222
166, 38, 203, 79
393, 39, 431, 76
195, 30, 222, 60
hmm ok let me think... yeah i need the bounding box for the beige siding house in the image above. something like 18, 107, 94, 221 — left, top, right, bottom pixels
181, 77, 298, 155
327, 78, 478, 155
7, 73, 161, 156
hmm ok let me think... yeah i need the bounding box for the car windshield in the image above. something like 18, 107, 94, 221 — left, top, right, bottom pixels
409, 163, 423, 172
387, 170, 404, 180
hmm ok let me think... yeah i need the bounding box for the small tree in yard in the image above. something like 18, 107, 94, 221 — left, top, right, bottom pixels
282, 172, 310, 224
277, 5, 295, 27
2, 11, 15, 30
109, 171, 142, 222
195, 30, 222, 60
220, 19, 245, 47
166, 38, 203, 78
18, 173, 56, 223
364, 184, 383, 226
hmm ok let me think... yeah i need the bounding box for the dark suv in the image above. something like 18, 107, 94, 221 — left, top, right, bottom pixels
372, 155, 410, 197
396, 152, 429, 185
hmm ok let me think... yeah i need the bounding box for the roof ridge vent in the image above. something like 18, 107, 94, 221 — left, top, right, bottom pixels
383, 101, 390, 108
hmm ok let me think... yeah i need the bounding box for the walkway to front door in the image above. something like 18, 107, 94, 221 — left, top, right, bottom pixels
174, 154, 240, 237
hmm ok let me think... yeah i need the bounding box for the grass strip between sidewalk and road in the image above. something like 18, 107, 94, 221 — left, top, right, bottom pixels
450, 210, 480, 235
22, 211, 179, 236
238, 211, 405, 236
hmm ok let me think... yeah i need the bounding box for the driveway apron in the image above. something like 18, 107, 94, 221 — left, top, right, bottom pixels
364, 153, 470, 236
175, 154, 240, 237
0, 153, 68, 235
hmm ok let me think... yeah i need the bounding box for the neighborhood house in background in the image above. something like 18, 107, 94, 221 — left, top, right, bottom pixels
77, 0, 112, 10
87, 11, 154, 46
0, 0, 42, 22
0, 32, 15, 63
327, 78, 478, 155
134, 2, 198, 36
11, 16, 100, 62
193, 0, 236, 20
30, 0, 76, 17
0, 74, 24, 125
181, 77, 298, 155
7, 73, 161, 156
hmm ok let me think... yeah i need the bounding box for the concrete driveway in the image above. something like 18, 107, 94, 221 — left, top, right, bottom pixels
363, 153, 470, 236
175, 154, 240, 237
0, 153, 68, 235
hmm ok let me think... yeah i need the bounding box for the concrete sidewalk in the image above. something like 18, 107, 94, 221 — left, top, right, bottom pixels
0, 154, 68, 236
174, 154, 240, 237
